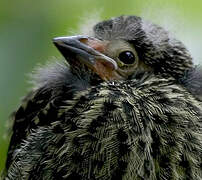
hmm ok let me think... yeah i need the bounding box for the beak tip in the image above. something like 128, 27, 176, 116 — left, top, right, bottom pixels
52, 37, 68, 46
52, 37, 61, 44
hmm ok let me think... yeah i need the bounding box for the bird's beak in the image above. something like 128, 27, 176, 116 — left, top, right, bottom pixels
53, 36, 118, 80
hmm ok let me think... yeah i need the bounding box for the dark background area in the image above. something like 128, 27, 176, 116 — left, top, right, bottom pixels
1, 0, 202, 172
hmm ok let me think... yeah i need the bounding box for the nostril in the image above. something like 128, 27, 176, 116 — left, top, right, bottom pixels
79, 38, 89, 44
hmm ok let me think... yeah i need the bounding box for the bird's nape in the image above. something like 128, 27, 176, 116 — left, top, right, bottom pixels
93, 16, 194, 79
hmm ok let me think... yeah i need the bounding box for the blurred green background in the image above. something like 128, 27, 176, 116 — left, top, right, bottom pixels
1, 0, 202, 173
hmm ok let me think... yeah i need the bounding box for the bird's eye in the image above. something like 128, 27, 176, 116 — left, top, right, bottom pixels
118, 51, 136, 65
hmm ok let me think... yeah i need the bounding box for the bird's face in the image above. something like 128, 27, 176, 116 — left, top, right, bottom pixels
53, 16, 193, 82
53, 35, 151, 81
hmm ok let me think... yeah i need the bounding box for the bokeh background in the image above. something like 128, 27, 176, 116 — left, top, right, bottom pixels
1, 0, 202, 172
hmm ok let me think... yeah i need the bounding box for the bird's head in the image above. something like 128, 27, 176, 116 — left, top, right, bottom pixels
53, 16, 193, 82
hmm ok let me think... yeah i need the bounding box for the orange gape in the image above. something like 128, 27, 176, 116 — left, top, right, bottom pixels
94, 60, 116, 81
79, 38, 119, 80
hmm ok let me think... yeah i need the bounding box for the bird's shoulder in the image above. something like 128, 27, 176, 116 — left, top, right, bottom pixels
6, 87, 53, 168
6, 61, 86, 169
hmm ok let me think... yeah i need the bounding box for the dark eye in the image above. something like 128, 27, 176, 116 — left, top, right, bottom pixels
118, 51, 136, 65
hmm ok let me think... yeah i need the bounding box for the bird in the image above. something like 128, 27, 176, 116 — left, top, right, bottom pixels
3, 15, 202, 179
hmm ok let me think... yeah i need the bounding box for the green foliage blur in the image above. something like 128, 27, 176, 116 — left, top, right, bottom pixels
1, 0, 202, 173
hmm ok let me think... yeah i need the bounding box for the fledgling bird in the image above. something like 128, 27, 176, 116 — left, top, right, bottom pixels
4, 16, 202, 179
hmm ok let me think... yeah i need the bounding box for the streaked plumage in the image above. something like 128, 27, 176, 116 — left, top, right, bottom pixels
4, 16, 202, 179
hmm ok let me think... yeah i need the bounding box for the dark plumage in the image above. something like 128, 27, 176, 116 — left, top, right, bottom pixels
4, 16, 202, 179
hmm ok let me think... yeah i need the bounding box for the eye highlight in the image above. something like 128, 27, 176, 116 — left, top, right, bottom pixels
118, 51, 136, 65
